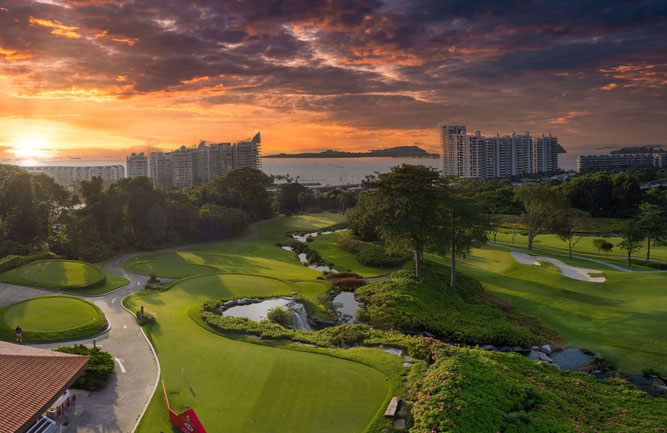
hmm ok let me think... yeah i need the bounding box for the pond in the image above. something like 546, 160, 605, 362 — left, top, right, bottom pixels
549, 348, 594, 371
333, 291, 362, 324
223, 297, 312, 330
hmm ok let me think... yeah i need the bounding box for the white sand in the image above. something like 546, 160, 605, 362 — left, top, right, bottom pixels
510, 251, 606, 283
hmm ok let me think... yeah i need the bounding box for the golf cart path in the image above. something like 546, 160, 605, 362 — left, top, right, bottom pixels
0, 221, 261, 432
510, 251, 606, 282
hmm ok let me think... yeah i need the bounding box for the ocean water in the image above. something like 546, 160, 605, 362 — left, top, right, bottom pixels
262, 157, 441, 185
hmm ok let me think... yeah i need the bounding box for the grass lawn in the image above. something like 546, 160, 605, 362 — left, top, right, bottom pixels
446, 246, 667, 372
0, 259, 129, 295
495, 232, 667, 262
122, 213, 345, 280
0, 295, 107, 342
0, 259, 105, 289
308, 232, 401, 277
124, 273, 392, 433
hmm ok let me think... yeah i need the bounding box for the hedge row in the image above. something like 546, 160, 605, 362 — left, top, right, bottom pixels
0, 252, 61, 274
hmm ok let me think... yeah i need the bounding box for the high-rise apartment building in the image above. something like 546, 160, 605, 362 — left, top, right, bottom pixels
440, 125, 560, 178
147, 132, 261, 189
577, 153, 665, 172
126, 152, 149, 178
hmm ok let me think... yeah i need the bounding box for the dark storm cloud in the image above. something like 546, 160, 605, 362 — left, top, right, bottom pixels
0, 0, 665, 136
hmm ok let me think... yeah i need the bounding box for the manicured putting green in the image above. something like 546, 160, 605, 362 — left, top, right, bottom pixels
0, 295, 107, 342
1, 259, 106, 289
125, 272, 389, 433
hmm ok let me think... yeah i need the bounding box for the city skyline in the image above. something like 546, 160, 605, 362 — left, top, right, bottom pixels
1, 1, 666, 161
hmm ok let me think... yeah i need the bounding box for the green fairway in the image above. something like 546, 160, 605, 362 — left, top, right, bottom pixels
308, 232, 401, 277
447, 246, 667, 372
124, 273, 391, 433
495, 231, 667, 262
0, 295, 107, 342
122, 213, 346, 280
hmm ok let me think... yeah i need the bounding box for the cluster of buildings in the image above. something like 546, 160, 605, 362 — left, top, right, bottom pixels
440, 125, 561, 178
23, 165, 125, 185
577, 153, 666, 172
19, 132, 261, 190
128, 132, 261, 189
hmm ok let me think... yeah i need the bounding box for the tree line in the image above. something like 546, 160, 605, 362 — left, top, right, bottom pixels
0, 166, 275, 262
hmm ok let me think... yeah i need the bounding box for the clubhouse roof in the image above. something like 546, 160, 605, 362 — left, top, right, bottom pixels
0, 342, 89, 433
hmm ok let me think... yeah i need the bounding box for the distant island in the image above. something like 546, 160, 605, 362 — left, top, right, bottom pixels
610, 145, 666, 154
264, 145, 439, 159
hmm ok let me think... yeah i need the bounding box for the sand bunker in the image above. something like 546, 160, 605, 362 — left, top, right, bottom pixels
510, 251, 606, 283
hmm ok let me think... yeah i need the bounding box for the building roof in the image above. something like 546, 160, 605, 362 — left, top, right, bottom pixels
0, 342, 89, 433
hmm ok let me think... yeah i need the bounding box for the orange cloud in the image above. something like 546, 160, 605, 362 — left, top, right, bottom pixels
548, 111, 590, 125
599, 83, 617, 90
0, 46, 32, 61
29, 17, 82, 39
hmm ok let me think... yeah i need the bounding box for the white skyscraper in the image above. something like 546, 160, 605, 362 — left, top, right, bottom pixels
440, 125, 560, 179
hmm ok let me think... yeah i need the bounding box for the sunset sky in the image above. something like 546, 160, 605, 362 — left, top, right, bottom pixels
0, 0, 665, 161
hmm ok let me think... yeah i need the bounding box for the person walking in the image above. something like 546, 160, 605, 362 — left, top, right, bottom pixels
15, 325, 22, 342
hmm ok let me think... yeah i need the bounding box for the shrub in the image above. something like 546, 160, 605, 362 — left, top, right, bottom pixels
326, 271, 363, 280
642, 367, 662, 377
267, 306, 290, 327
331, 277, 367, 290
356, 260, 558, 346
54, 345, 114, 391
137, 311, 155, 326
408, 337, 667, 433
631, 259, 667, 270
337, 235, 406, 268
148, 272, 160, 283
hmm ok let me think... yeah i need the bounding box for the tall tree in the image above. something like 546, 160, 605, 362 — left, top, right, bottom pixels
274, 181, 307, 216
363, 165, 443, 279
593, 238, 614, 258
638, 202, 667, 261
515, 185, 562, 250
437, 189, 489, 290
552, 206, 590, 258
617, 219, 645, 267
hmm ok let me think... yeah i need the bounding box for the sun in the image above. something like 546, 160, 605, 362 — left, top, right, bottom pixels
9, 139, 51, 159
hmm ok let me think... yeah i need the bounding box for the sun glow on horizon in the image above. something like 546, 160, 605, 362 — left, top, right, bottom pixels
8, 138, 56, 160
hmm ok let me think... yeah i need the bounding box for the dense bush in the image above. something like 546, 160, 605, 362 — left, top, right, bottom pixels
267, 306, 290, 327
337, 235, 407, 268
330, 277, 368, 290
409, 338, 667, 433
201, 312, 401, 348
54, 345, 114, 391
356, 260, 558, 346
326, 271, 363, 280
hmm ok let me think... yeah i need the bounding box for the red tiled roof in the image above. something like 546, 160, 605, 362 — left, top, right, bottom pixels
0, 342, 89, 433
